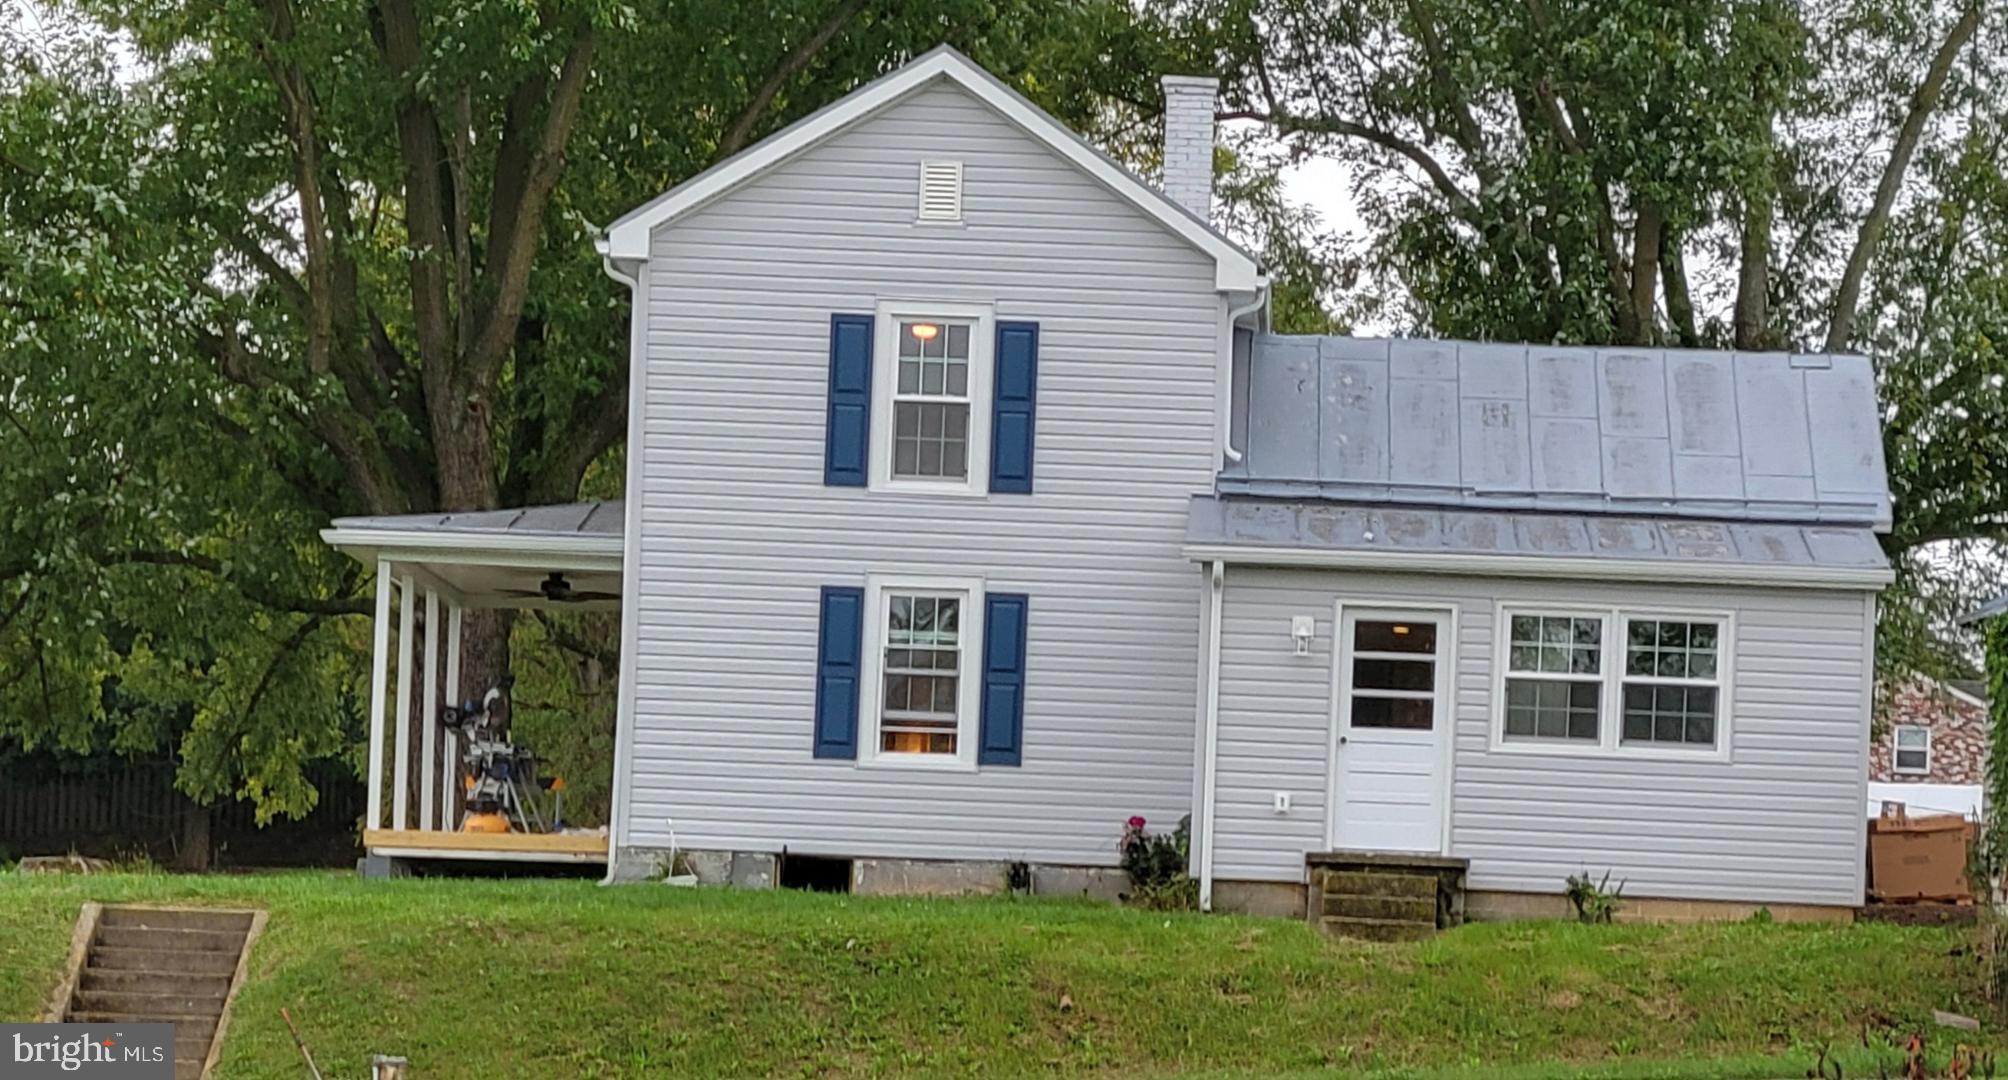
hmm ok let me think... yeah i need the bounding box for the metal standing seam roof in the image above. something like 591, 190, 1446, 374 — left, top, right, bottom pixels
326, 501, 624, 538
1185, 495, 1891, 580
1224, 337, 1892, 531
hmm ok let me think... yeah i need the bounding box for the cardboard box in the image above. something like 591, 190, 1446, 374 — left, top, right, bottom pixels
1868, 810, 1974, 902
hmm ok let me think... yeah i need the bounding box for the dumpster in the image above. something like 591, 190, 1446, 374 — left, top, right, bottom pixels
1867, 806, 1975, 902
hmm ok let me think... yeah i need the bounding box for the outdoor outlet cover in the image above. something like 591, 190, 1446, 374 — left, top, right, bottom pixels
1273, 792, 1291, 814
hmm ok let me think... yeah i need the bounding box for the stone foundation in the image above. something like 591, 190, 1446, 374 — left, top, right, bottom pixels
1211, 879, 1307, 918
613, 846, 1131, 900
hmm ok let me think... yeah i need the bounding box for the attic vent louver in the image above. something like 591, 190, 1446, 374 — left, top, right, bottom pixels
918, 160, 963, 222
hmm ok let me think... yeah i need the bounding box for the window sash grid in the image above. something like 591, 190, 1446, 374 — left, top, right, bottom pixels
1497, 607, 1730, 755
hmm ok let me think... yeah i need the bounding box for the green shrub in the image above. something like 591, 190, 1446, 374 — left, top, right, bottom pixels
1119, 814, 1196, 910
1564, 869, 1625, 924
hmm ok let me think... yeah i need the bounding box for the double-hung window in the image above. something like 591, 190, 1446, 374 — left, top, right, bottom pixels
1893, 725, 1931, 775
859, 575, 984, 768
1503, 614, 1604, 744
1620, 619, 1722, 748
871, 303, 992, 494
1496, 605, 1731, 756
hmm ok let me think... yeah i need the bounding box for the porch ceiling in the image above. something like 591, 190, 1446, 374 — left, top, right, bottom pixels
320, 500, 623, 610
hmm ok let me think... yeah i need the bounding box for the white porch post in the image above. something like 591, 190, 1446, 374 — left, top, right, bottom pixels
419, 589, 440, 830
392, 570, 417, 830
365, 559, 393, 832
442, 603, 464, 829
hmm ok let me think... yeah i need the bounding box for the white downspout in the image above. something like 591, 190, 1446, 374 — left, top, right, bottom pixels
598, 242, 646, 885
1197, 558, 1226, 910
1220, 282, 1268, 464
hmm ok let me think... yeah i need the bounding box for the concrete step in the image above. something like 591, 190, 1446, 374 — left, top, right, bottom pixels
1323, 892, 1437, 924
88, 946, 241, 976
1319, 870, 1435, 899
177, 1063, 205, 1080
98, 907, 255, 935
73, 989, 227, 1018
65, 1010, 217, 1046
1319, 915, 1438, 943
82, 968, 234, 998
93, 926, 246, 953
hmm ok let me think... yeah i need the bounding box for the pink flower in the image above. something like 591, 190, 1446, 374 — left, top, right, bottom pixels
1126, 815, 1146, 830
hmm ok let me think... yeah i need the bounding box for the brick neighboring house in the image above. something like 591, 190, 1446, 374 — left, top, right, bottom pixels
1873, 676, 1989, 785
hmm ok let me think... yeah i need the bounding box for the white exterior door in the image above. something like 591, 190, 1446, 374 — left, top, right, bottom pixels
1330, 606, 1452, 853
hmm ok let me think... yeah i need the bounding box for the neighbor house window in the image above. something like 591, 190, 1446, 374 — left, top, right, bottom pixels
871, 303, 991, 495
861, 575, 983, 767
1620, 618, 1722, 748
1894, 725, 1931, 775
1502, 614, 1604, 743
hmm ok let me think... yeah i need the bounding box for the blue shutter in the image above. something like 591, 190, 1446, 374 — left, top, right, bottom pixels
824, 314, 873, 486
979, 593, 1029, 766
814, 586, 864, 759
990, 321, 1038, 494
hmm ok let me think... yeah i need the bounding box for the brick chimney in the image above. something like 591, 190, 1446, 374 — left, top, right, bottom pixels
1161, 74, 1219, 221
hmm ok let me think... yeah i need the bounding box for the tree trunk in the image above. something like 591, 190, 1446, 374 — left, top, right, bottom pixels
1627, 199, 1663, 345
1734, 190, 1771, 351
1824, 0, 1983, 352
1660, 225, 1700, 348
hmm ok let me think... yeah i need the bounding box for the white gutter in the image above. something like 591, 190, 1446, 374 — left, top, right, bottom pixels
1196, 558, 1225, 911
1219, 283, 1268, 465
1181, 543, 1895, 590
598, 249, 647, 886
319, 527, 624, 568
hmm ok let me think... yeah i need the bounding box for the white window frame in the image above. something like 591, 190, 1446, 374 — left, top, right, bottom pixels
1489, 602, 1735, 762
1497, 608, 1610, 748
869, 300, 993, 497
857, 572, 986, 771
1893, 724, 1931, 776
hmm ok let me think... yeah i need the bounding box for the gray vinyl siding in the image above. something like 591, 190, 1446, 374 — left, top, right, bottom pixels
625, 80, 1223, 865
1213, 567, 1872, 906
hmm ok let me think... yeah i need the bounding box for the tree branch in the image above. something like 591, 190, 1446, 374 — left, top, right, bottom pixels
108, 551, 369, 617
716, 0, 867, 160
1824, 0, 1982, 352
466, 29, 596, 391
1222, 108, 1479, 220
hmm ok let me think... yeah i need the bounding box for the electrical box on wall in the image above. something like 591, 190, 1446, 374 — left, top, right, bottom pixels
1272, 792, 1291, 814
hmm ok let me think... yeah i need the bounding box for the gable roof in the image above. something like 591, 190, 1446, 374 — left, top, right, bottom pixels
1224, 336, 1892, 530
599, 45, 1264, 292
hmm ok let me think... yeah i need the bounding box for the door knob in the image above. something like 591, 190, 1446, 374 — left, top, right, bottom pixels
1338, 736, 1349, 745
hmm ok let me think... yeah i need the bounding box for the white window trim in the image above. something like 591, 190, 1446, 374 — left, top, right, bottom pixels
868, 300, 993, 497
1893, 725, 1932, 776
856, 572, 986, 771
1488, 602, 1735, 762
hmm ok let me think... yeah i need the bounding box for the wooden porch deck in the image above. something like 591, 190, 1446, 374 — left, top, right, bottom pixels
362, 828, 609, 863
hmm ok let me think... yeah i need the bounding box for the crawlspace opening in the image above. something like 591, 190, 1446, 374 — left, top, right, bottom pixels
780, 852, 854, 893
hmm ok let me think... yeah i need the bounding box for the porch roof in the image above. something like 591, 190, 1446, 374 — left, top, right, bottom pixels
1183, 495, 1892, 590
319, 501, 624, 609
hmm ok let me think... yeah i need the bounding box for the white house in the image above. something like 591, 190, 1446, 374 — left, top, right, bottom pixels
323, 46, 1893, 924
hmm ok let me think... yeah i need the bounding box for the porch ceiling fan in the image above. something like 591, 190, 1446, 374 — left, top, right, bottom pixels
502, 571, 620, 604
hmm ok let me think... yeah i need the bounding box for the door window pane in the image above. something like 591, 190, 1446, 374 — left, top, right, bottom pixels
1352, 657, 1433, 692
1351, 695, 1433, 730
1354, 621, 1436, 654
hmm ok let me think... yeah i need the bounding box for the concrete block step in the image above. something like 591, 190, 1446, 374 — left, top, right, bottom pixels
1319, 915, 1438, 943
99, 906, 255, 935
1323, 892, 1437, 924
66, 1010, 217, 1046
177, 1063, 205, 1080
93, 926, 245, 953
89, 946, 241, 976
73, 989, 227, 1018
1319, 870, 1435, 899
82, 968, 234, 998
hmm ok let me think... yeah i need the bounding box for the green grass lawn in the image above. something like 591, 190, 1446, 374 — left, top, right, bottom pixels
0, 872, 1996, 1078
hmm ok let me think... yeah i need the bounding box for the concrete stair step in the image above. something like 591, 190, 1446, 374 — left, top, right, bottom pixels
82, 968, 234, 998
88, 946, 241, 976
73, 989, 227, 1018
93, 926, 246, 953
65, 1010, 218, 1045
98, 907, 255, 935
1319, 870, 1435, 899
1319, 915, 1438, 943
177, 1063, 205, 1080
1322, 892, 1437, 924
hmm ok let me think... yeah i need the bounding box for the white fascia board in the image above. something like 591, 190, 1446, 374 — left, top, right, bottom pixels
1181, 543, 1895, 590
320, 527, 625, 573
601, 47, 1264, 293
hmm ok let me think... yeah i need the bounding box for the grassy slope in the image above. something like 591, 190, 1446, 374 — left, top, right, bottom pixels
0, 873, 1995, 1079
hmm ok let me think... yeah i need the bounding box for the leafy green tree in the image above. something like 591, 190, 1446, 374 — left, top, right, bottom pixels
1161, 0, 2004, 679
0, 0, 1173, 817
